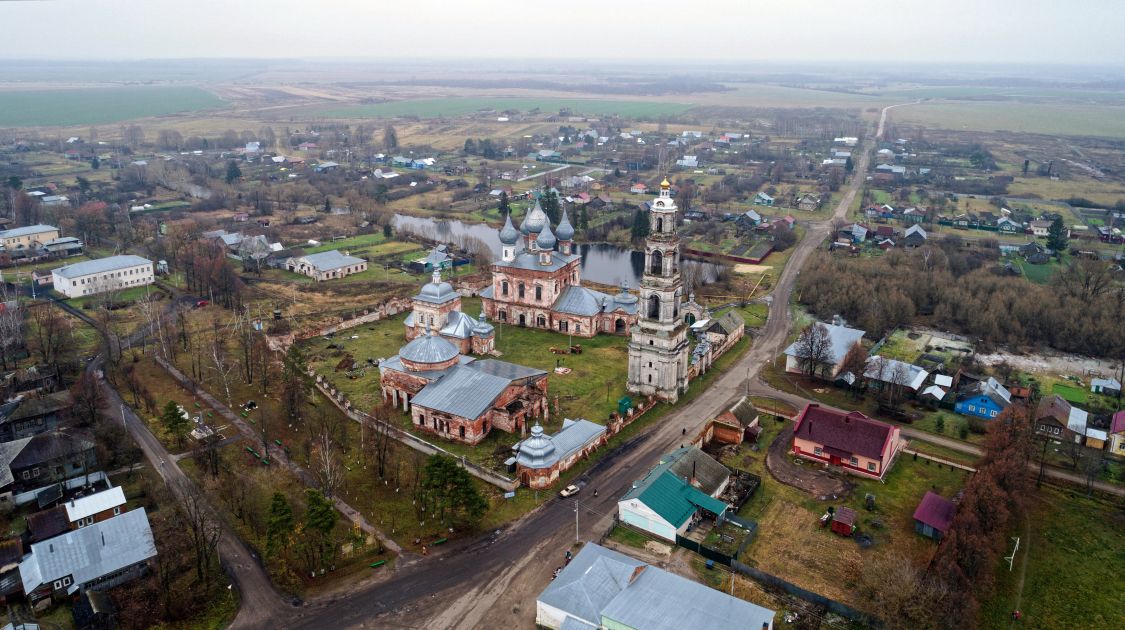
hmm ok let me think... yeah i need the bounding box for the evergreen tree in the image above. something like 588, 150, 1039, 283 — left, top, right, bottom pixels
266, 492, 294, 556
631, 209, 650, 240
159, 400, 190, 446
540, 189, 561, 225
225, 160, 242, 184
463, 138, 477, 155
1046, 216, 1068, 254
578, 206, 589, 230
323, 197, 331, 213
383, 124, 398, 150
383, 222, 393, 238
498, 191, 510, 214
422, 455, 487, 525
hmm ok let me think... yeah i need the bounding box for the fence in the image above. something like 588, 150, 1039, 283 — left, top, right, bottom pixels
731, 561, 880, 627
313, 378, 518, 491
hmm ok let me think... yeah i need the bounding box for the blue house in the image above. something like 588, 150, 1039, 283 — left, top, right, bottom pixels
954, 377, 1012, 419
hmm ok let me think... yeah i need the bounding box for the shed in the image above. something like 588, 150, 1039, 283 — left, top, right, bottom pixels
913, 491, 955, 540
831, 506, 857, 537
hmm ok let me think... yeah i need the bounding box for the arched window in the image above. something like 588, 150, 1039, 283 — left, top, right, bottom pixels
648, 294, 660, 319
656, 217, 664, 233
518, 283, 525, 299
502, 281, 509, 296
537, 315, 547, 327
650, 249, 663, 275
498, 310, 507, 322
535, 285, 543, 301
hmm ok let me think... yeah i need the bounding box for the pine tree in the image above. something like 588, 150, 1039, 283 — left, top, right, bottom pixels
631, 209, 650, 240
541, 190, 561, 224
225, 160, 242, 184
498, 191, 510, 214
160, 400, 189, 446
266, 492, 294, 556
1046, 216, 1068, 254
578, 206, 589, 230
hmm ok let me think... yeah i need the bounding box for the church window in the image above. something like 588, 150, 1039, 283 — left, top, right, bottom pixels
537, 315, 547, 327
498, 310, 507, 322
648, 295, 660, 318
518, 283, 525, 299
535, 285, 543, 301
650, 250, 663, 275
656, 217, 664, 233
575, 323, 580, 333
502, 281, 509, 296
647, 374, 652, 383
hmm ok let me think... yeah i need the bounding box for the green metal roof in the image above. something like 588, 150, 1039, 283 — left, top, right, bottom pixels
623, 463, 728, 528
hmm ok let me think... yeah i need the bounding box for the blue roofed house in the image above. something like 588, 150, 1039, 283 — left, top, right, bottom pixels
783, 321, 866, 380
617, 447, 731, 541
954, 377, 1012, 419
536, 542, 775, 630
510, 419, 606, 488
753, 192, 774, 206
737, 209, 763, 227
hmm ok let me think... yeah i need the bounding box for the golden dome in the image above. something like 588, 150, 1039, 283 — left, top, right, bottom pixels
660, 177, 671, 188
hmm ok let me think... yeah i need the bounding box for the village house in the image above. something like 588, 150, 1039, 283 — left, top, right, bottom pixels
1090, 377, 1121, 396
913, 491, 956, 541
51, 256, 154, 299
510, 419, 606, 488
285, 250, 367, 281
480, 204, 638, 337
783, 320, 866, 380
797, 193, 821, 211
378, 331, 548, 445
62, 485, 127, 529
953, 377, 1011, 419
1108, 411, 1125, 455
903, 224, 928, 247
863, 357, 929, 393
617, 446, 730, 541
1035, 395, 1101, 446
753, 191, 774, 206
629, 182, 648, 194
0, 392, 72, 442
536, 542, 775, 630
0, 225, 60, 255
791, 404, 905, 480
0, 430, 98, 498
19, 508, 156, 604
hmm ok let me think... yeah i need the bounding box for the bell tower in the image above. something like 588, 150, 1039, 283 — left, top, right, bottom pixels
627, 177, 690, 402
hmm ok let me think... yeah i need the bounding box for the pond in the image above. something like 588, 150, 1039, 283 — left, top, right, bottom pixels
392, 214, 723, 287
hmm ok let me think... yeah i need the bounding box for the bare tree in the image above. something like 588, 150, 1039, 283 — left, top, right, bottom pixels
794, 323, 834, 378
0, 285, 24, 370
176, 483, 221, 584
207, 325, 235, 407
312, 428, 344, 498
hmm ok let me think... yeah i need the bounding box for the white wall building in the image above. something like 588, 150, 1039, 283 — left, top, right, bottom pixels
51, 255, 154, 298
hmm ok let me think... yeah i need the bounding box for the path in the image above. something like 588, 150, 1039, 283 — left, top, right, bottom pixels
152, 355, 404, 558
517, 163, 572, 181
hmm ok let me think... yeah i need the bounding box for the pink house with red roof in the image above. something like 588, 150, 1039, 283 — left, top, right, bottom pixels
791, 404, 904, 480
1108, 411, 1125, 456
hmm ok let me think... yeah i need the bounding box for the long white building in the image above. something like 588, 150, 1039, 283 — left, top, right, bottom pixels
51, 255, 154, 298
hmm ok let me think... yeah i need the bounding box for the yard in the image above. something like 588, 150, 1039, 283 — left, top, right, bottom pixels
980, 488, 1125, 629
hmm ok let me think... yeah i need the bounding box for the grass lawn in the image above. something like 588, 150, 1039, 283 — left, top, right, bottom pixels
318, 97, 692, 119
65, 283, 162, 308
607, 523, 650, 550
1050, 382, 1088, 404
980, 488, 1125, 629
1016, 257, 1062, 284
0, 86, 226, 127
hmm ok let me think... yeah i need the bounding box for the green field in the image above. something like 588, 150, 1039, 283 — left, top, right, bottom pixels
893, 101, 1125, 139
0, 86, 226, 127
872, 85, 1125, 104
319, 97, 693, 119
1050, 382, 1088, 404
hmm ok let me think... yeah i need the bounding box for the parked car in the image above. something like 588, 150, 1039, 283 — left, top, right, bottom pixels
559, 484, 580, 498
195, 299, 210, 308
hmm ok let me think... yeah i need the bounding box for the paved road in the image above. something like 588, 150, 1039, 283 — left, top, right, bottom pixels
281, 108, 891, 629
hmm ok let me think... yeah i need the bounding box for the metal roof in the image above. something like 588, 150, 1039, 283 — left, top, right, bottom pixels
0, 225, 57, 239
556, 207, 575, 241
19, 508, 157, 596
783, 322, 865, 366
553, 285, 638, 317
499, 212, 519, 245
63, 486, 126, 523
398, 332, 459, 365
539, 543, 774, 630
440, 311, 479, 339
933, 374, 953, 387
379, 355, 472, 381
493, 249, 580, 273
864, 357, 929, 391
408, 364, 512, 419
0, 438, 33, 487
793, 405, 895, 461
622, 464, 729, 529
298, 250, 365, 272
413, 270, 458, 304
514, 419, 605, 469
662, 446, 730, 497
52, 255, 152, 279
913, 491, 955, 533
469, 359, 546, 381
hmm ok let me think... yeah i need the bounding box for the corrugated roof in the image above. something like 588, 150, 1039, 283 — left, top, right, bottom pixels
538, 543, 645, 626
793, 404, 895, 460
52, 255, 152, 279
298, 250, 365, 272
2, 392, 72, 425
864, 357, 929, 391
663, 446, 730, 497
469, 359, 546, 381
494, 250, 580, 273
63, 486, 126, 523
913, 491, 955, 533
783, 322, 865, 365
19, 508, 157, 595
622, 467, 728, 529
398, 332, 459, 365
409, 365, 512, 419
515, 419, 605, 469
0, 225, 57, 239
0, 438, 32, 487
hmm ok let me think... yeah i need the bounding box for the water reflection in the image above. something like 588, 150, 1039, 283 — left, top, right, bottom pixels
392, 214, 722, 287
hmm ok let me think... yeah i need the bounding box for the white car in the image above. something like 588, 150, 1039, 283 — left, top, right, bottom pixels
559, 484, 580, 498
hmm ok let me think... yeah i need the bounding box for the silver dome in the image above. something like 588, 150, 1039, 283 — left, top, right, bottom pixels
521, 199, 548, 235
499, 212, 519, 245
536, 220, 557, 250
415, 269, 457, 304
399, 329, 459, 365
515, 423, 557, 468
556, 206, 575, 241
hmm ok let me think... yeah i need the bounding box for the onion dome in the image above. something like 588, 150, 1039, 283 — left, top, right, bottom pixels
399, 326, 459, 366
474, 309, 494, 336
522, 198, 548, 235
615, 282, 638, 306
556, 206, 575, 241
416, 269, 457, 303
515, 423, 557, 468
660, 176, 671, 189
535, 219, 557, 250
499, 211, 519, 245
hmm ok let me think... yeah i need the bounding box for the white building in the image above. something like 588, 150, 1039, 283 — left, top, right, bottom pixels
51, 255, 154, 298
285, 250, 367, 281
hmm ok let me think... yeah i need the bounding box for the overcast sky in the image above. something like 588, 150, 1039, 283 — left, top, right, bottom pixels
1, 0, 1123, 65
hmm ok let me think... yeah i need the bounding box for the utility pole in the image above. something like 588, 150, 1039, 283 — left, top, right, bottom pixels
120, 404, 126, 429
574, 502, 579, 543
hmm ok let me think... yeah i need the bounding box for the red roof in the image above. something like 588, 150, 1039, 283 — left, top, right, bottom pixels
792, 404, 895, 460
1111, 411, 1125, 435
913, 491, 956, 533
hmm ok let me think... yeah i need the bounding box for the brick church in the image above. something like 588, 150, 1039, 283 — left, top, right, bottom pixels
480, 199, 639, 337
404, 268, 495, 355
